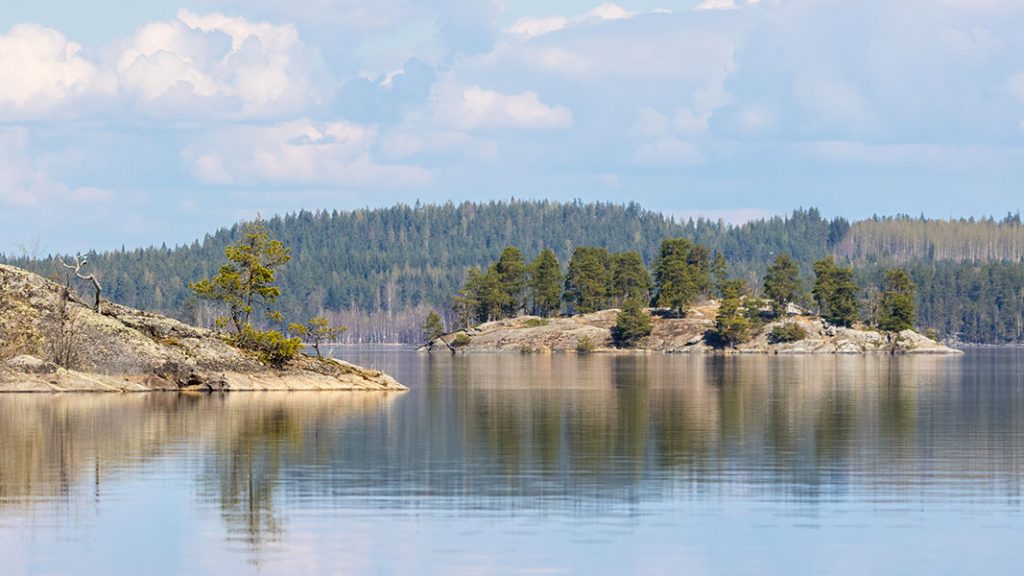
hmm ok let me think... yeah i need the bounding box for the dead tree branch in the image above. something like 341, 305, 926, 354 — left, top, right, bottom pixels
59, 254, 102, 313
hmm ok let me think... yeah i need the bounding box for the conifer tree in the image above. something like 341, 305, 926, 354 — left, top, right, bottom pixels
495, 246, 527, 317
763, 253, 802, 317
564, 247, 612, 314
611, 251, 652, 305
612, 299, 653, 347
654, 238, 705, 314
709, 279, 751, 347
529, 249, 563, 317
420, 310, 445, 343
711, 251, 728, 297
812, 256, 859, 327
878, 268, 916, 332
191, 218, 291, 333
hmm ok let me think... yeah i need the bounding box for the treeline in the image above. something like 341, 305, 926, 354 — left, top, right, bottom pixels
1, 202, 844, 337
3, 200, 1024, 344
450, 241, 918, 347
837, 213, 1024, 263
450, 239, 718, 329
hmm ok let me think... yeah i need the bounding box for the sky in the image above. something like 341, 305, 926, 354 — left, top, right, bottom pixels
2, 0, 1024, 253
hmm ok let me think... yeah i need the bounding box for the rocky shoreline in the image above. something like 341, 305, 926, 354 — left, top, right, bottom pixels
423, 304, 962, 356
0, 264, 406, 393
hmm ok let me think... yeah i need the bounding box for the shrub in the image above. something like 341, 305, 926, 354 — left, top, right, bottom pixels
576, 336, 595, 354
451, 333, 472, 347
525, 318, 549, 328
611, 299, 652, 348
233, 325, 302, 368
769, 322, 808, 344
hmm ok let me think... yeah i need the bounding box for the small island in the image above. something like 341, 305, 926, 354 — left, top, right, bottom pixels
422, 305, 960, 355
421, 240, 962, 356
0, 220, 406, 393
0, 263, 405, 392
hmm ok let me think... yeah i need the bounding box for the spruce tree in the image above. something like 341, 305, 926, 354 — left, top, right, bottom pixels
878, 268, 916, 332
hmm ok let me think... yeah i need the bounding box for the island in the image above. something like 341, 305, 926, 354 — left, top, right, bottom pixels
422, 303, 961, 355
0, 264, 406, 393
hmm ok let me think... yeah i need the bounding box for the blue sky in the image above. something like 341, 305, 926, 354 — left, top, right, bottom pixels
2, 0, 1024, 253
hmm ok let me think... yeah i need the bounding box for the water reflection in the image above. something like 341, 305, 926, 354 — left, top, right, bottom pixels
1, 351, 1023, 563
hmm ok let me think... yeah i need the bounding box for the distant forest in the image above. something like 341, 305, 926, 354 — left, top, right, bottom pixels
3, 201, 1023, 344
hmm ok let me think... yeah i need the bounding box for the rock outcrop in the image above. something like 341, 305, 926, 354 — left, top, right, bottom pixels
422, 303, 961, 355
0, 264, 406, 392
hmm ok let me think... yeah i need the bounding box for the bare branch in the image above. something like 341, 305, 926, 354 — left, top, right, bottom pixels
58, 254, 102, 313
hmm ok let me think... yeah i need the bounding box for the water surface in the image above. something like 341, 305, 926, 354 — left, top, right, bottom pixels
1, 349, 1022, 575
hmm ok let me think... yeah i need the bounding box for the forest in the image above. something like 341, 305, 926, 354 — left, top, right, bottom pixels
2, 200, 1023, 345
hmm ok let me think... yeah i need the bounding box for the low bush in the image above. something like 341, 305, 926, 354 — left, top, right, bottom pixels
525, 318, 549, 328
451, 333, 472, 347
769, 322, 808, 344
576, 336, 595, 354
233, 325, 302, 368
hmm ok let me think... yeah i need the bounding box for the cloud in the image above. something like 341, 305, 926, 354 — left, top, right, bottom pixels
114, 10, 315, 117
505, 3, 635, 40
694, 0, 760, 11
186, 120, 431, 187
0, 25, 114, 118
432, 84, 573, 130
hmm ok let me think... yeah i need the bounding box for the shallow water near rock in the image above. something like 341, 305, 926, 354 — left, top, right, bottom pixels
1, 348, 1022, 575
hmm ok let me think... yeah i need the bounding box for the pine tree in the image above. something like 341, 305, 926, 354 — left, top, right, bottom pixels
611, 299, 653, 347
495, 246, 527, 317
421, 310, 445, 343
564, 247, 612, 314
529, 249, 562, 317
191, 218, 291, 333
452, 267, 483, 329
289, 316, 343, 357
654, 238, 698, 314
763, 253, 801, 316
711, 251, 728, 297
878, 268, 916, 332
611, 251, 652, 305
812, 256, 859, 327
709, 279, 751, 348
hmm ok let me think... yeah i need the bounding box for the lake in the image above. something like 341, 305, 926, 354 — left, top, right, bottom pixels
1, 349, 1022, 575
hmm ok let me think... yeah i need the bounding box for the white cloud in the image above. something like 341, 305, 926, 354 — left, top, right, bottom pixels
186, 120, 431, 187
114, 10, 314, 117
505, 3, 635, 40
695, 0, 759, 11
0, 25, 114, 118
432, 84, 573, 130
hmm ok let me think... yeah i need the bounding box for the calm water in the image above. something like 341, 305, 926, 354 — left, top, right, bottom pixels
1, 349, 1022, 575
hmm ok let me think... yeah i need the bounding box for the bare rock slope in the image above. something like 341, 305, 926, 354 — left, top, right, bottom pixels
425, 303, 961, 355
0, 264, 405, 392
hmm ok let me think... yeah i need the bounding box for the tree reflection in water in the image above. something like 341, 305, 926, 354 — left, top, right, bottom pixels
1, 351, 1022, 559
